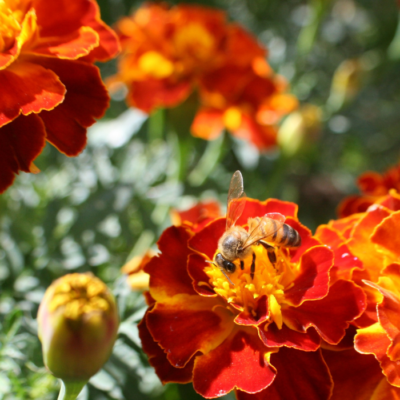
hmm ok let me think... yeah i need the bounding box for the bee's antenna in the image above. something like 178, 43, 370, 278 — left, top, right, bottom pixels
204, 260, 235, 286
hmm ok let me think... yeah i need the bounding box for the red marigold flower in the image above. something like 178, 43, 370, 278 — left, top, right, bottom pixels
0, 0, 119, 193
139, 195, 365, 399
338, 163, 400, 217
170, 199, 222, 232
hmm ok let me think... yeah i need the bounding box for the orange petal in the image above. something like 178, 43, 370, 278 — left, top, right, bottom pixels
191, 108, 224, 140
29, 26, 99, 59
0, 61, 66, 127
372, 211, 400, 259
0, 114, 46, 193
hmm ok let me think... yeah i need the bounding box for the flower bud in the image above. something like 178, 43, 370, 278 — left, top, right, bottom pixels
278, 104, 322, 157
37, 273, 119, 382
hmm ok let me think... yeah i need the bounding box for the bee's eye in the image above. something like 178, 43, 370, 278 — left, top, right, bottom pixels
223, 260, 236, 273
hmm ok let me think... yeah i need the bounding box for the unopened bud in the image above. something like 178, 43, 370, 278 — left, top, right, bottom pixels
37, 273, 119, 382
278, 104, 322, 157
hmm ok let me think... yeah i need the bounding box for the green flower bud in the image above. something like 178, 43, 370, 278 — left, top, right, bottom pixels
37, 273, 119, 382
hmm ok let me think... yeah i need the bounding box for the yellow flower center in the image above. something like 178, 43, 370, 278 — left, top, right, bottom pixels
205, 245, 296, 328
173, 23, 215, 61
48, 273, 111, 323
138, 51, 175, 79
0, 0, 30, 52
223, 107, 243, 131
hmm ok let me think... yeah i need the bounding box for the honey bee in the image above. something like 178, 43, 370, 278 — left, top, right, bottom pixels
213, 171, 301, 285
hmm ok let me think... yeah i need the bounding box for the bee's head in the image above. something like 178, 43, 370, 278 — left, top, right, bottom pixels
215, 253, 236, 273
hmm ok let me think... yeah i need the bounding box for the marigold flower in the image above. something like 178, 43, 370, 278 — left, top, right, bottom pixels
37, 273, 119, 382
0, 0, 119, 193
192, 66, 297, 150
315, 191, 400, 398
355, 264, 400, 389
111, 2, 226, 113
170, 199, 221, 232
139, 197, 365, 399
111, 3, 297, 150
338, 163, 400, 217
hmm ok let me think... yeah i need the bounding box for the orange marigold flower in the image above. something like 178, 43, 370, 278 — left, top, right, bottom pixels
338, 162, 400, 217
355, 264, 400, 391
111, 2, 226, 113
139, 194, 365, 399
316, 191, 400, 398
192, 65, 297, 150
0, 0, 119, 193
170, 199, 221, 232
111, 3, 297, 151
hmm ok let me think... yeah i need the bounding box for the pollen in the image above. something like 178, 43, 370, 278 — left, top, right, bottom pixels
0, 0, 30, 52
48, 273, 112, 323
205, 245, 293, 328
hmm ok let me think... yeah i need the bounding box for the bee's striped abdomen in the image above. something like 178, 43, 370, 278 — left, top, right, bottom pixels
276, 224, 301, 247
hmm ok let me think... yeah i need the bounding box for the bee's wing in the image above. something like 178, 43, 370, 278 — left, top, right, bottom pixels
226, 171, 246, 230
241, 213, 286, 249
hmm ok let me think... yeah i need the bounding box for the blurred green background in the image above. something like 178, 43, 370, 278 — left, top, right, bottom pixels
1, 0, 400, 398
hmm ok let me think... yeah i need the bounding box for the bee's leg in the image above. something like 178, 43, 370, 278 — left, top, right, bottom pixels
250, 252, 256, 279
260, 241, 277, 268
240, 260, 244, 270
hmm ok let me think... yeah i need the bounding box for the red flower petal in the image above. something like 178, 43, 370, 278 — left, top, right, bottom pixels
258, 323, 320, 351
337, 195, 374, 218
284, 280, 365, 344
187, 253, 216, 296
236, 348, 332, 400
191, 108, 224, 140
147, 301, 234, 368
138, 314, 194, 384
286, 218, 321, 263
33, 57, 109, 156
284, 246, 333, 306
81, 0, 120, 62
128, 78, 192, 114
236, 198, 298, 226
193, 330, 276, 398
30, 26, 99, 59
372, 211, 400, 258
189, 218, 225, 259
0, 61, 65, 128
0, 114, 46, 193
145, 226, 197, 301
316, 225, 363, 282
322, 348, 387, 400
234, 295, 269, 326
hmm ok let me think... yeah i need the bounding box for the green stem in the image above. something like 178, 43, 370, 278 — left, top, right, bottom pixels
148, 108, 165, 142
57, 380, 87, 400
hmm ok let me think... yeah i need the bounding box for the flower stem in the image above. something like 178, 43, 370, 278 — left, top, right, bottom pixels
57, 380, 87, 400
